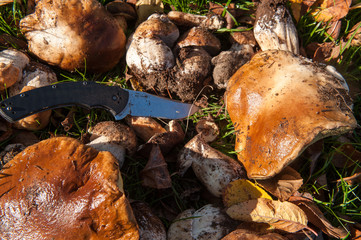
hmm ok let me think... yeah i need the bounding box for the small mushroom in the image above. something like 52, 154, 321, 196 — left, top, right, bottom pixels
254, 0, 299, 54
106, 0, 137, 31
0, 137, 139, 239
175, 27, 221, 56
20, 0, 127, 73
87, 121, 137, 168
135, 0, 164, 25
9, 62, 57, 96
225, 50, 357, 179
13, 86, 52, 131
167, 204, 238, 240
168, 11, 225, 30
195, 116, 220, 143
131, 201, 167, 240
0, 49, 29, 91
178, 134, 245, 197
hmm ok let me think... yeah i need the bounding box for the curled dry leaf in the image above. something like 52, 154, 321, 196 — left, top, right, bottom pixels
125, 116, 166, 142
138, 120, 184, 156
140, 144, 172, 189
223, 179, 272, 208
168, 204, 238, 240
346, 22, 361, 47
131, 201, 167, 240
312, 0, 352, 22
178, 134, 245, 197
221, 228, 288, 240
20, 0, 127, 73
225, 50, 357, 179
257, 166, 303, 201
289, 196, 349, 239
226, 198, 308, 233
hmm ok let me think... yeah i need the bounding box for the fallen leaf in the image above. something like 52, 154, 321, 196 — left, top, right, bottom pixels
226, 198, 309, 233
140, 144, 172, 189
236, 222, 274, 234
350, 224, 361, 239
289, 196, 349, 239
223, 179, 272, 208
332, 136, 361, 169
257, 166, 303, 201
312, 0, 352, 22
221, 228, 288, 240
337, 171, 361, 185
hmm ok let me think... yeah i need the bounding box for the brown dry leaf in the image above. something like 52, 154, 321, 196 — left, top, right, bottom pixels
337, 171, 361, 185
221, 228, 288, 240
289, 0, 317, 22
289, 196, 349, 239
332, 136, 361, 169
140, 144, 172, 189
350, 224, 361, 239
257, 166, 303, 201
226, 198, 308, 233
223, 179, 272, 208
312, 0, 352, 22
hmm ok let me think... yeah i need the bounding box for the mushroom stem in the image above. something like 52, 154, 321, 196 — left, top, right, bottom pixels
178, 134, 245, 197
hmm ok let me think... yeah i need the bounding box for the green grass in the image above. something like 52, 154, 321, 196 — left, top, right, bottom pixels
0, 0, 361, 239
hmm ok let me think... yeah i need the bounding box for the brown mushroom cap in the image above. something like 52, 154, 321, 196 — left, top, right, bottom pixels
20, 0, 126, 73
225, 50, 357, 179
175, 27, 221, 56
89, 121, 137, 155
0, 137, 139, 239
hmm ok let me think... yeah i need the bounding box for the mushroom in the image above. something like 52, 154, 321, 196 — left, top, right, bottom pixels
135, 0, 164, 25
13, 86, 52, 131
106, 0, 137, 31
131, 201, 167, 240
126, 13, 179, 76
20, 0, 127, 73
225, 50, 357, 179
87, 121, 137, 168
254, 0, 299, 54
175, 27, 221, 56
0, 137, 139, 239
167, 11, 225, 30
212, 29, 256, 89
9, 62, 57, 96
178, 134, 245, 197
167, 204, 238, 240
0, 49, 29, 91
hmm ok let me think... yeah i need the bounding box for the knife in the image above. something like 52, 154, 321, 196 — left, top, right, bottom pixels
0, 81, 199, 122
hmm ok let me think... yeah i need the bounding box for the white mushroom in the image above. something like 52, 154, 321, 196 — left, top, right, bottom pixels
20, 0, 127, 73
0, 49, 29, 90
254, 0, 299, 54
126, 14, 179, 75
87, 121, 137, 168
9, 62, 57, 96
168, 11, 225, 30
178, 134, 245, 197
167, 204, 237, 240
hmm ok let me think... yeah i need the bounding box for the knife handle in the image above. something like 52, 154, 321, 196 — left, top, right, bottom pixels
0, 81, 129, 122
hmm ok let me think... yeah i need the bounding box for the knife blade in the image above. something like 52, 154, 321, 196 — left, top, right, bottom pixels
0, 81, 199, 122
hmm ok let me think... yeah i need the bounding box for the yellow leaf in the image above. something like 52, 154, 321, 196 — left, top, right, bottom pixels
226, 198, 308, 233
223, 179, 272, 208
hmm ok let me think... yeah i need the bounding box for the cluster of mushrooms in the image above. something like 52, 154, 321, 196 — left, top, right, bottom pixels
0, 0, 358, 239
